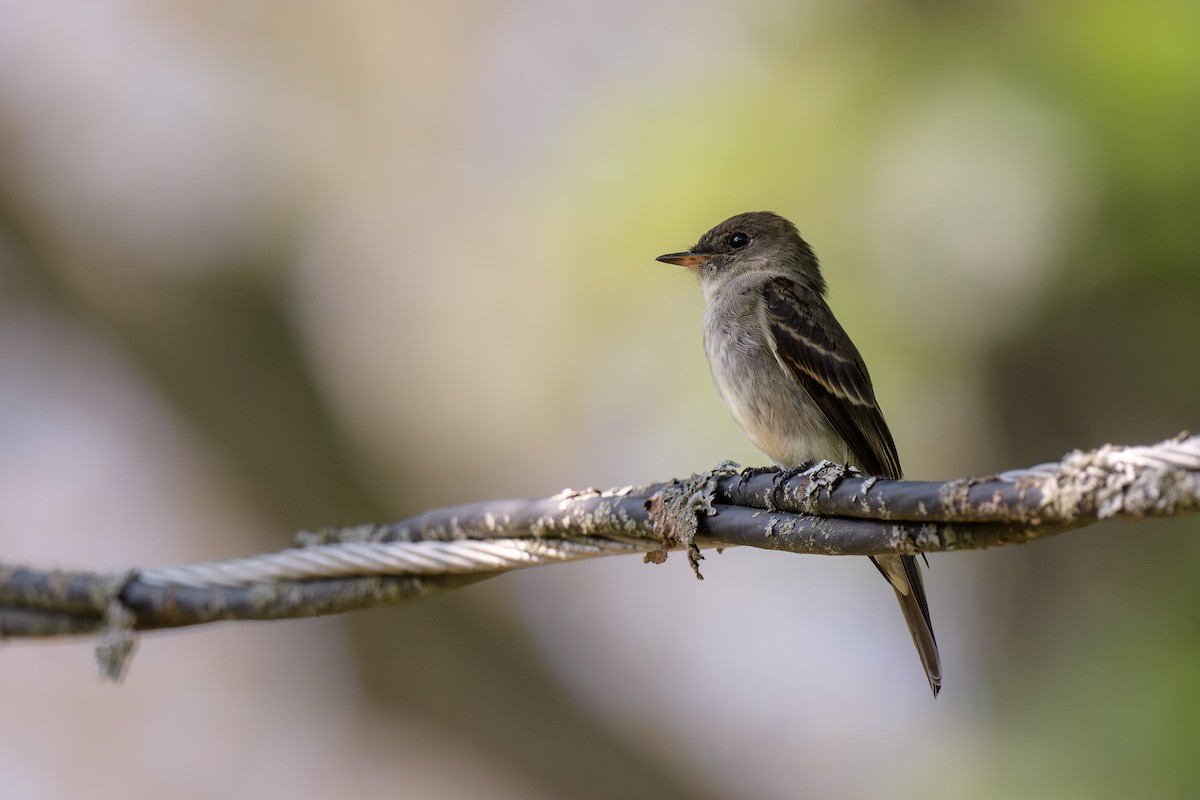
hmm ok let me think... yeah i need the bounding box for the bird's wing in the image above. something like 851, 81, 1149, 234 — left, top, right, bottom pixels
762, 276, 940, 694
760, 275, 902, 480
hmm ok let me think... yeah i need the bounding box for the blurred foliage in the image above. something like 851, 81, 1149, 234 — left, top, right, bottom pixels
1, 1, 1199, 798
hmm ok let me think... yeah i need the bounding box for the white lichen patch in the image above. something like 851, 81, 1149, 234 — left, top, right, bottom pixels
1038, 438, 1200, 523
644, 462, 742, 578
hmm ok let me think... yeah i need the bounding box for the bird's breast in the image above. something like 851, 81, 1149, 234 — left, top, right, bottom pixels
702, 295, 849, 468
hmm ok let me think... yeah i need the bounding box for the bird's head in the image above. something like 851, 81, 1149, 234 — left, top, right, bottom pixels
656, 211, 825, 297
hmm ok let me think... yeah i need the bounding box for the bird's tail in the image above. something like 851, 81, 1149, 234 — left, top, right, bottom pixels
871, 554, 942, 697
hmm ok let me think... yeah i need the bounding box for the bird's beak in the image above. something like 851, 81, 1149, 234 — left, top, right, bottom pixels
655, 251, 710, 269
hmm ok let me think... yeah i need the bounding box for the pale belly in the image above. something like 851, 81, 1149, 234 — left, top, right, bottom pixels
703, 308, 850, 469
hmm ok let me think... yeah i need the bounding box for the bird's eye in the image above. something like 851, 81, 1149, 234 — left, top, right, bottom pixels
728, 232, 750, 249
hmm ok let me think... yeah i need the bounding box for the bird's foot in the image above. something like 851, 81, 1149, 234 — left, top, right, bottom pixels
769, 461, 814, 510
737, 464, 779, 492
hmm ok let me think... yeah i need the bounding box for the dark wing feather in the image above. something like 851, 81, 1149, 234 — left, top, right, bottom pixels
761, 276, 902, 480
763, 276, 941, 694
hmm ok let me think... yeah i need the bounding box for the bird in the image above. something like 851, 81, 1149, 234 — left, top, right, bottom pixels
656, 211, 941, 696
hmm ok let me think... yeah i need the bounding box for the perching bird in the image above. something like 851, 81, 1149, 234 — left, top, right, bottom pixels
657, 211, 941, 696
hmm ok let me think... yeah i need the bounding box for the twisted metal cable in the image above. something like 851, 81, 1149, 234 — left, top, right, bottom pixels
1, 433, 1196, 666
998, 433, 1200, 480
140, 537, 653, 589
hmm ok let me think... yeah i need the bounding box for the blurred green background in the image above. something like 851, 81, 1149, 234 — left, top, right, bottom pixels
1, 2, 1198, 798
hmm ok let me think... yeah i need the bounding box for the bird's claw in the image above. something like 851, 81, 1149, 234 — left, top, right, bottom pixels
737, 465, 778, 492
769, 461, 814, 509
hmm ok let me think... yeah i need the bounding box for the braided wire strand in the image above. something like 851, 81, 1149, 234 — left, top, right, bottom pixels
138, 537, 652, 589
998, 433, 1200, 480
2, 434, 1197, 655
